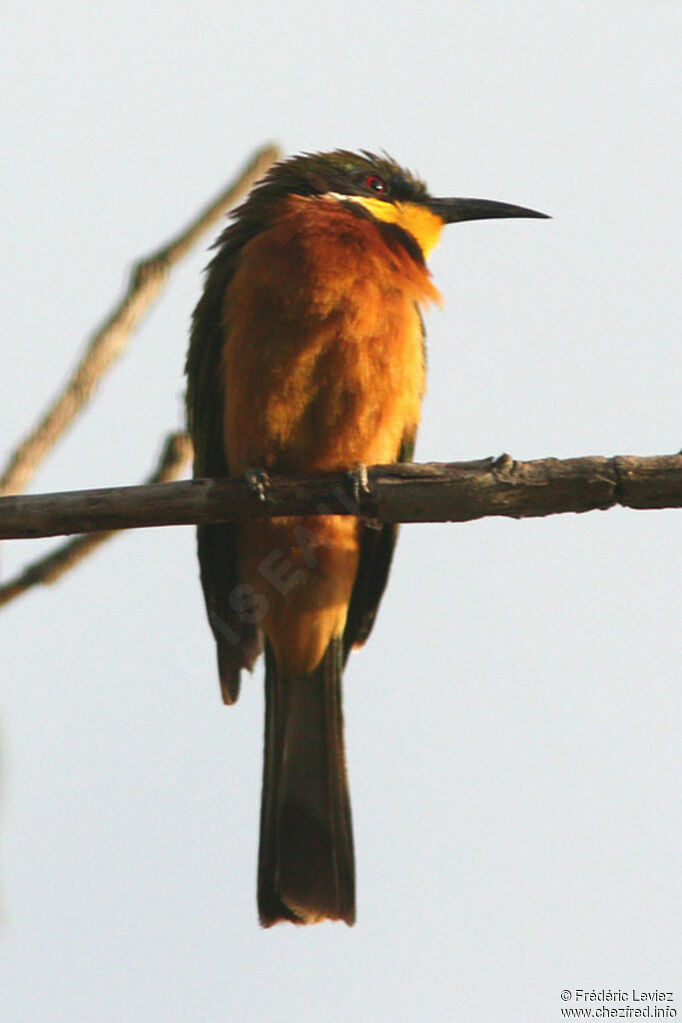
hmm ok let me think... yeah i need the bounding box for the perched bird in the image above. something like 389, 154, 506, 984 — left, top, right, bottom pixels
186, 149, 547, 926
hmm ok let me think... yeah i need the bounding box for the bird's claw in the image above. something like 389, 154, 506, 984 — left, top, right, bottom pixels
245, 468, 271, 504
347, 463, 371, 509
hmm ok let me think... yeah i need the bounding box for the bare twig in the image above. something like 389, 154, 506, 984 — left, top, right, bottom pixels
0, 432, 192, 607
0, 143, 281, 498
0, 454, 681, 546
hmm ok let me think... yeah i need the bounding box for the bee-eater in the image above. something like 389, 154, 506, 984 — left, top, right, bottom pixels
186, 149, 547, 926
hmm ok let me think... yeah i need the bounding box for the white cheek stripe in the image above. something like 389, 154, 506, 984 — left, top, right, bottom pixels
325, 191, 362, 204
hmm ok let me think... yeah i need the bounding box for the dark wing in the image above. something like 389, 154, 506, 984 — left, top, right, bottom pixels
342, 309, 425, 661
186, 220, 263, 704
342, 434, 415, 663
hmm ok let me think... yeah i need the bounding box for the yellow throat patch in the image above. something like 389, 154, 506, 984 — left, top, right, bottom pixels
337, 196, 445, 259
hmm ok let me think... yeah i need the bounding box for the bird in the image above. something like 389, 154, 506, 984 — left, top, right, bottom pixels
186, 149, 547, 927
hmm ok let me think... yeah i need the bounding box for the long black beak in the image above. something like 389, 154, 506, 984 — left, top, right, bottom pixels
428, 197, 550, 224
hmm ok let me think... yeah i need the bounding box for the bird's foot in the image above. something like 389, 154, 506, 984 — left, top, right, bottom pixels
346, 462, 371, 510
245, 468, 271, 504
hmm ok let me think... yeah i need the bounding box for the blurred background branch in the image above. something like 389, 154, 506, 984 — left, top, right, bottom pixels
0, 142, 280, 499
0, 432, 192, 607
0, 143, 281, 607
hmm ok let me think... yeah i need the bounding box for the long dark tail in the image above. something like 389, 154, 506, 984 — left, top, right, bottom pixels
258, 638, 355, 926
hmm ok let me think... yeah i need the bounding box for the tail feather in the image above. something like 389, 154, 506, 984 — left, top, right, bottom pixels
258, 638, 355, 926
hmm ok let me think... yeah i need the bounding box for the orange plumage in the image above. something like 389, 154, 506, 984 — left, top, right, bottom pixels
221, 194, 438, 676
186, 149, 547, 926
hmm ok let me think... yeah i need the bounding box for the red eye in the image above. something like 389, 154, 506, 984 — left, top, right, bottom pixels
365, 174, 387, 195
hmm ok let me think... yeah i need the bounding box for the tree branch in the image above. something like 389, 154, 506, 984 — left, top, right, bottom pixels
1, 454, 681, 545
0, 432, 192, 607
0, 143, 281, 498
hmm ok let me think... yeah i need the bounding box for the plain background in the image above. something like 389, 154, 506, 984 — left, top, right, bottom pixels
2, 2, 681, 1020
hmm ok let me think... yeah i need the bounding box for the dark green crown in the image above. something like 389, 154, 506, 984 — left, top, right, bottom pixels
246, 149, 429, 206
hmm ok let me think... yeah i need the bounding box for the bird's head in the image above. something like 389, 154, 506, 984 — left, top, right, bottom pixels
243, 149, 549, 259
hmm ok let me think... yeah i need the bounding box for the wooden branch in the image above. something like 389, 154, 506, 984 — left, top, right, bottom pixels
1, 454, 681, 543
0, 432, 192, 607
0, 143, 281, 498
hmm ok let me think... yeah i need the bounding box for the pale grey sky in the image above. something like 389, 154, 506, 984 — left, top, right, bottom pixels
2, 1, 681, 1020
